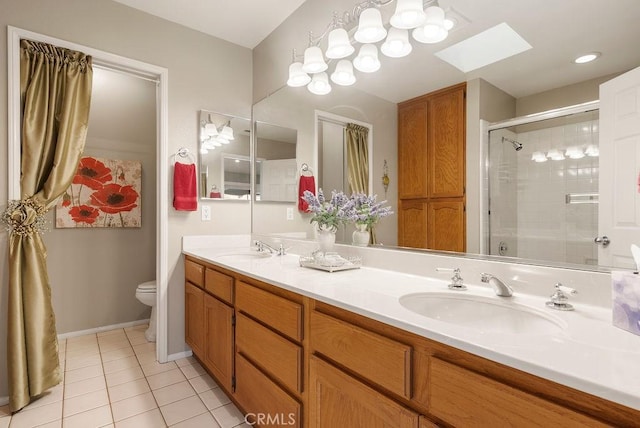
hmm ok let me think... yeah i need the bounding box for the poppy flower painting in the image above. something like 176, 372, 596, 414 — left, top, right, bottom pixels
56, 156, 142, 228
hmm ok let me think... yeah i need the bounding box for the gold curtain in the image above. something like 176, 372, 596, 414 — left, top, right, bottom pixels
345, 123, 378, 244
8, 40, 92, 412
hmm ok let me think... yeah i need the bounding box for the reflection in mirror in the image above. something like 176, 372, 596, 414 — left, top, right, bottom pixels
251, 84, 398, 243
254, 121, 297, 202
199, 110, 251, 200
488, 108, 600, 267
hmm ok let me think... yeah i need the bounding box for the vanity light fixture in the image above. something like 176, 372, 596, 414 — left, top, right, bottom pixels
565, 146, 585, 159
353, 43, 382, 72
331, 59, 357, 85
286, 0, 455, 95
287, 60, 312, 87
326, 27, 355, 59
390, 0, 426, 29
574, 52, 601, 64
585, 144, 599, 157
531, 151, 547, 162
219, 122, 235, 142
354, 7, 387, 43
381, 27, 412, 58
547, 149, 565, 161
413, 5, 448, 43
308, 71, 333, 95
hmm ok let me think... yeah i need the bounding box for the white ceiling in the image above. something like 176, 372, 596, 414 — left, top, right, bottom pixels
112, 0, 307, 48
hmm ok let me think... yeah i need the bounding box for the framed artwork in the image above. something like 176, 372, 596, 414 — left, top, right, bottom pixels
56, 156, 142, 228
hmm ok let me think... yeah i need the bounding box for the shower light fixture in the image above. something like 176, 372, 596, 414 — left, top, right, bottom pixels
286, 0, 454, 95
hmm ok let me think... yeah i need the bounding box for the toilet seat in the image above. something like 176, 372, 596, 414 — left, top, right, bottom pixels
137, 280, 156, 292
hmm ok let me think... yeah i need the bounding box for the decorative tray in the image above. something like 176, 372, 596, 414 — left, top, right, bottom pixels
299, 252, 362, 273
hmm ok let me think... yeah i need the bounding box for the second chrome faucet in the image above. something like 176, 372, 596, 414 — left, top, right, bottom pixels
481, 273, 513, 297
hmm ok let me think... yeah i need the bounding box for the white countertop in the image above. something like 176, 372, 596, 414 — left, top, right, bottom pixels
183, 245, 640, 411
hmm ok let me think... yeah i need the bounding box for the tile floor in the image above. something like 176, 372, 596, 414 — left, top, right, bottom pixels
0, 324, 249, 428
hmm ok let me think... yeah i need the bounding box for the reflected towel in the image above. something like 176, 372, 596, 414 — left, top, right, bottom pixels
298, 175, 316, 212
173, 162, 197, 211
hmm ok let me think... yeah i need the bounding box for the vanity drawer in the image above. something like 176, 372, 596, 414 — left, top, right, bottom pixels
236, 281, 303, 342
205, 268, 233, 304
235, 353, 301, 428
185, 258, 204, 288
236, 313, 302, 393
310, 311, 412, 399
429, 357, 608, 427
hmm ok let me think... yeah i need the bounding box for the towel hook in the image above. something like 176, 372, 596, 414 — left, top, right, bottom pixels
300, 163, 314, 176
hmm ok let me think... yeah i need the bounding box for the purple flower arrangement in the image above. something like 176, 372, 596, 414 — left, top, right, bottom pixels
302, 189, 393, 231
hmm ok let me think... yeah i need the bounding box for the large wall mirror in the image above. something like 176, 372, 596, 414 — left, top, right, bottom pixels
199, 110, 251, 200
251, 1, 640, 271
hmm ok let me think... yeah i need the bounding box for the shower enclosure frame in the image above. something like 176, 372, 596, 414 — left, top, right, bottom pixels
479, 100, 600, 257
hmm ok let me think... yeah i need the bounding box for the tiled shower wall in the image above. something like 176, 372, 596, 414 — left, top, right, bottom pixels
489, 117, 599, 265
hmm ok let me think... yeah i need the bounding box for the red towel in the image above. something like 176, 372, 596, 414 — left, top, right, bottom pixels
173, 162, 197, 211
298, 175, 316, 212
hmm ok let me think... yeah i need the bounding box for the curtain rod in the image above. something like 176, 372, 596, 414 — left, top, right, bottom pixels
92, 62, 159, 84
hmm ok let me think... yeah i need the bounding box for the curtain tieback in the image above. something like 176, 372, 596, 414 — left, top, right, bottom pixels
2, 198, 48, 236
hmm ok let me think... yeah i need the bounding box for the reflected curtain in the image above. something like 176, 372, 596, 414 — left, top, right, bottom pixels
8, 40, 92, 412
346, 123, 378, 244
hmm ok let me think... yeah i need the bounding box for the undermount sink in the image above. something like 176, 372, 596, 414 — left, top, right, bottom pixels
214, 251, 272, 261
399, 292, 566, 335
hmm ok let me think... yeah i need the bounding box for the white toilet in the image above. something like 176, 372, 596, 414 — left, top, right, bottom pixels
135, 280, 157, 342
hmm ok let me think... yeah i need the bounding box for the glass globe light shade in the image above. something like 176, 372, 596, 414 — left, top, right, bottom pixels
353, 44, 381, 73
302, 46, 328, 73
390, 0, 426, 29
381, 28, 412, 58
287, 62, 311, 87
412, 6, 448, 43
307, 72, 332, 95
330, 60, 356, 86
326, 28, 355, 59
354, 8, 387, 43
219, 125, 234, 141
204, 123, 218, 137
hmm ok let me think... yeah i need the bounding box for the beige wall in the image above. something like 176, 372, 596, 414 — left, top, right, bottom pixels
0, 0, 253, 398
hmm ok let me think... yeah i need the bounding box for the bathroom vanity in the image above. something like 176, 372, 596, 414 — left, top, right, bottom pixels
182, 238, 640, 427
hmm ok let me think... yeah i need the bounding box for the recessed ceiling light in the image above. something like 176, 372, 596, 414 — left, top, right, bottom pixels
574, 52, 601, 64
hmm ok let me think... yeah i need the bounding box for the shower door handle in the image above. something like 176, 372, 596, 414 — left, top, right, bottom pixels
594, 236, 610, 247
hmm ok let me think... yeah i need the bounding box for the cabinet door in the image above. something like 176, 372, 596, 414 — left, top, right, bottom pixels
184, 282, 204, 359
427, 85, 465, 198
398, 199, 428, 248
309, 356, 419, 428
203, 294, 234, 392
427, 200, 465, 252
398, 101, 428, 199
429, 358, 608, 428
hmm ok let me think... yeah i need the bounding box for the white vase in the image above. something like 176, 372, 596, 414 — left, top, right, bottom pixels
317, 225, 337, 253
352, 224, 370, 247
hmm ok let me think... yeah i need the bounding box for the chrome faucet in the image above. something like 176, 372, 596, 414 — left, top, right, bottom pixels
480, 273, 513, 297
254, 240, 286, 256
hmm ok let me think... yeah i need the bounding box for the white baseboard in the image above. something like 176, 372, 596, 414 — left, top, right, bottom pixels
0, 396, 7, 406
57, 319, 149, 340
167, 350, 193, 362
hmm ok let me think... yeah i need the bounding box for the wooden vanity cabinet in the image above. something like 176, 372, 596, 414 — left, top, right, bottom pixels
397, 83, 466, 251
184, 257, 640, 427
